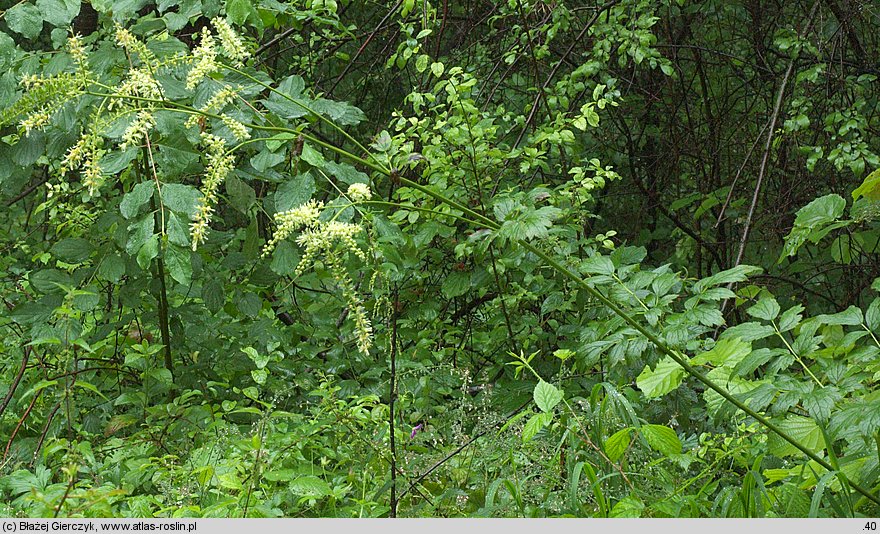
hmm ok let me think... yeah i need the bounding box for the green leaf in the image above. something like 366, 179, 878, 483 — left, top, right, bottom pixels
202, 279, 225, 313
35, 0, 80, 27
533, 380, 563, 413
817, 306, 863, 326
269, 241, 299, 276
50, 238, 93, 263
300, 143, 325, 168
693, 264, 761, 293
167, 212, 190, 247
778, 304, 805, 332
851, 168, 880, 201
691, 338, 751, 368
136, 235, 158, 269
274, 173, 316, 212
6, 3, 43, 40
161, 183, 201, 218
610, 495, 644, 518
640, 424, 682, 456
768, 415, 826, 458
521, 412, 552, 442
747, 297, 780, 321
289, 476, 331, 497
165, 245, 192, 285
604, 428, 632, 462
225, 0, 257, 25
225, 174, 255, 213
97, 255, 126, 283
636, 356, 686, 398
581, 255, 615, 276
120, 181, 155, 219
866, 298, 880, 331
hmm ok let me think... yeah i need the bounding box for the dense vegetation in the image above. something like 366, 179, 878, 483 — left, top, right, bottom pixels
0, 0, 879, 518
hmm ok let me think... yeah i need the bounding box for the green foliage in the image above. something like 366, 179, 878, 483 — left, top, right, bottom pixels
0, 0, 878, 520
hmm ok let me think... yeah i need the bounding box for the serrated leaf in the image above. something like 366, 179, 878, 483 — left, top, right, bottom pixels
6, 3, 43, 40
165, 245, 192, 285
581, 255, 615, 276
161, 183, 201, 218
610, 495, 644, 518
867, 298, 880, 331
290, 476, 331, 497
817, 306, 862, 326
35, 0, 80, 26
747, 297, 780, 321
852, 168, 880, 201
604, 428, 632, 462
768, 415, 826, 458
521, 412, 552, 442
636, 356, 686, 398
120, 181, 155, 219
50, 238, 93, 263
274, 173, 316, 213
693, 265, 762, 293
533, 380, 563, 413
778, 304, 805, 332
640, 424, 681, 456
691, 338, 751, 368
136, 235, 158, 269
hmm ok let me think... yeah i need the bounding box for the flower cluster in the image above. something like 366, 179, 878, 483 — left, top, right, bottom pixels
261, 199, 323, 257
185, 86, 238, 128
212, 17, 249, 65
186, 28, 218, 90
20, 108, 51, 136
262, 198, 373, 353
220, 114, 250, 140
113, 68, 162, 109
62, 134, 104, 195
67, 35, 88, 70
190, 133, 235, 249
120, 111, 156, 150
347, 183, 372, 202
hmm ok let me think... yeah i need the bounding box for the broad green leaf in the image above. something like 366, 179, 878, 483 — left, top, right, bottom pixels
165, 244, 192, 285
167, 212, 190, 247
793, 194, 846, 228
768, 415, 826, 458
35, 0, 80, 27
533, 380, 563, 413
522, 412, 552, 442
692, 264, 761, 293
866, 298, 880, 331
50, 238, 93, 263
581, 255, 615, 276
225, 174, 255, 213
274, 173, 316, 213
120, 181, 155, 219
136, 235, 158, 269
691, 338, 751, 368
269, 241, 299, 276
640, 424, 681, 456
851, 168, 880, 201
720, 321, 775, 342
604, 428, 632, 462
161, 183, 201, 218
747, 297, 780, 321
6, 3, 43, 39
610, 495, 644, 518
778, 304, 805, 332
290, 476, 331, 497
817, 306, 863, 326
636, 356, 686, 398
